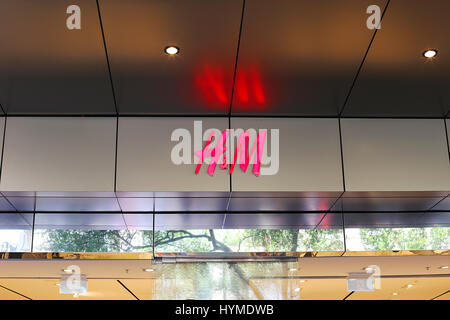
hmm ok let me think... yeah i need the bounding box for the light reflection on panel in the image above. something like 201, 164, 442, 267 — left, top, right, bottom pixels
0, 213, 32, 252
343, 212, 425, 228
3, 197, 34, 211
420, 212, 450, 227
155, 214, 225, 230
0, 213, 32, 228
333, 197, 444, 212
228, 197, 337, 211
223, 213, 326, 229
433, 196, 450, 211
343, 212, 450, 228
123, 214, 153, 230
118, 198, 154, 212
315, 213, 344, 229
36, 192, 116, 197
36, 198, 121, 212
34, 214, 126, 230
0, 197, 16, 211
155, 198, 228, 212
249, 279, 348, 300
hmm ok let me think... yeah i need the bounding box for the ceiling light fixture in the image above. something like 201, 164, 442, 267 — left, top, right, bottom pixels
440, 266, 449, 269
299, 280, 306, 283
289, 268, 297, 272
392, 292, 398, 296
63, 269, 73, 273
165, 46, 179, 55
407, 284, 414, 288
144, 268, 154, 272
423, 49, 437, 58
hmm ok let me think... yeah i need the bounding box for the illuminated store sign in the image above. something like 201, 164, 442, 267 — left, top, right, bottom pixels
171, 121, 279, 176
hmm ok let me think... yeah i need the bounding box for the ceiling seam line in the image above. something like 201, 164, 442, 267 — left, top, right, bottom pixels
444, 108, 450, 118
228, 0, 246, 117
228, 0, 246, 195
95, 0, 119, 116
427, 195, 447, 211
0, 116, 7, 192
0, 284, 32, 300
431, 289, 450, 300
338, 0, 391, 117
343, 291, 354, 300
444, 118, 450, 164
113, 116, 119, 193
338, 118, 346, 192
313, 191, 344, 230
116, 280, 140, 300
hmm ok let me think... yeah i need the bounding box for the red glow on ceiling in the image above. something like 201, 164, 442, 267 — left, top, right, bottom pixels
194, 64, 267, 111
194, 65, 230, 108
234, 67, 267, 109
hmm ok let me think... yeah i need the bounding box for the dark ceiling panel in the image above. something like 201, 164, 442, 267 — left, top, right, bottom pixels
342, 0, 450, 117
231, 0, 387, 116
99, 0, 243, 114
0, 0, 115, 114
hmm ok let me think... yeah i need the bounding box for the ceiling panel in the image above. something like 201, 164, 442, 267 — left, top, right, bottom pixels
99, 0, 243, 114
349, 277, 450, 300
0, 279, 134, 300
435, 291, 450, 300
34, 213, 126, 230
250, 278, 348, 300
223, 213, 330, 229
0, 0, 115, 114
231, 0, 386, 116
0, 286, 27, 300
343, 0, 450, 117
155, 213, 226, 230
433, 196, 450, 211
119, 279, 154, 300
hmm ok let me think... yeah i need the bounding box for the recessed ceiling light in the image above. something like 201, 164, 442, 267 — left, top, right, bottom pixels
143, 268, 154, 272
423, 49, 437, 58
299, 280, 306, 283
165, 46, 179, 55
294, 288, 301, 292
392, 292, 398, 296
407, 284, 414, 288
56, 283, 60, 286
440, 266, 449, 269
289, 268, 297, 272
63, 269, 73, 273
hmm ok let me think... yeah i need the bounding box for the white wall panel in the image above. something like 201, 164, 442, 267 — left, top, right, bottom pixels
231, 118, 343, 192
116, 117, 229, 192
0, 117, 116, 191
342, 119, 450, 192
